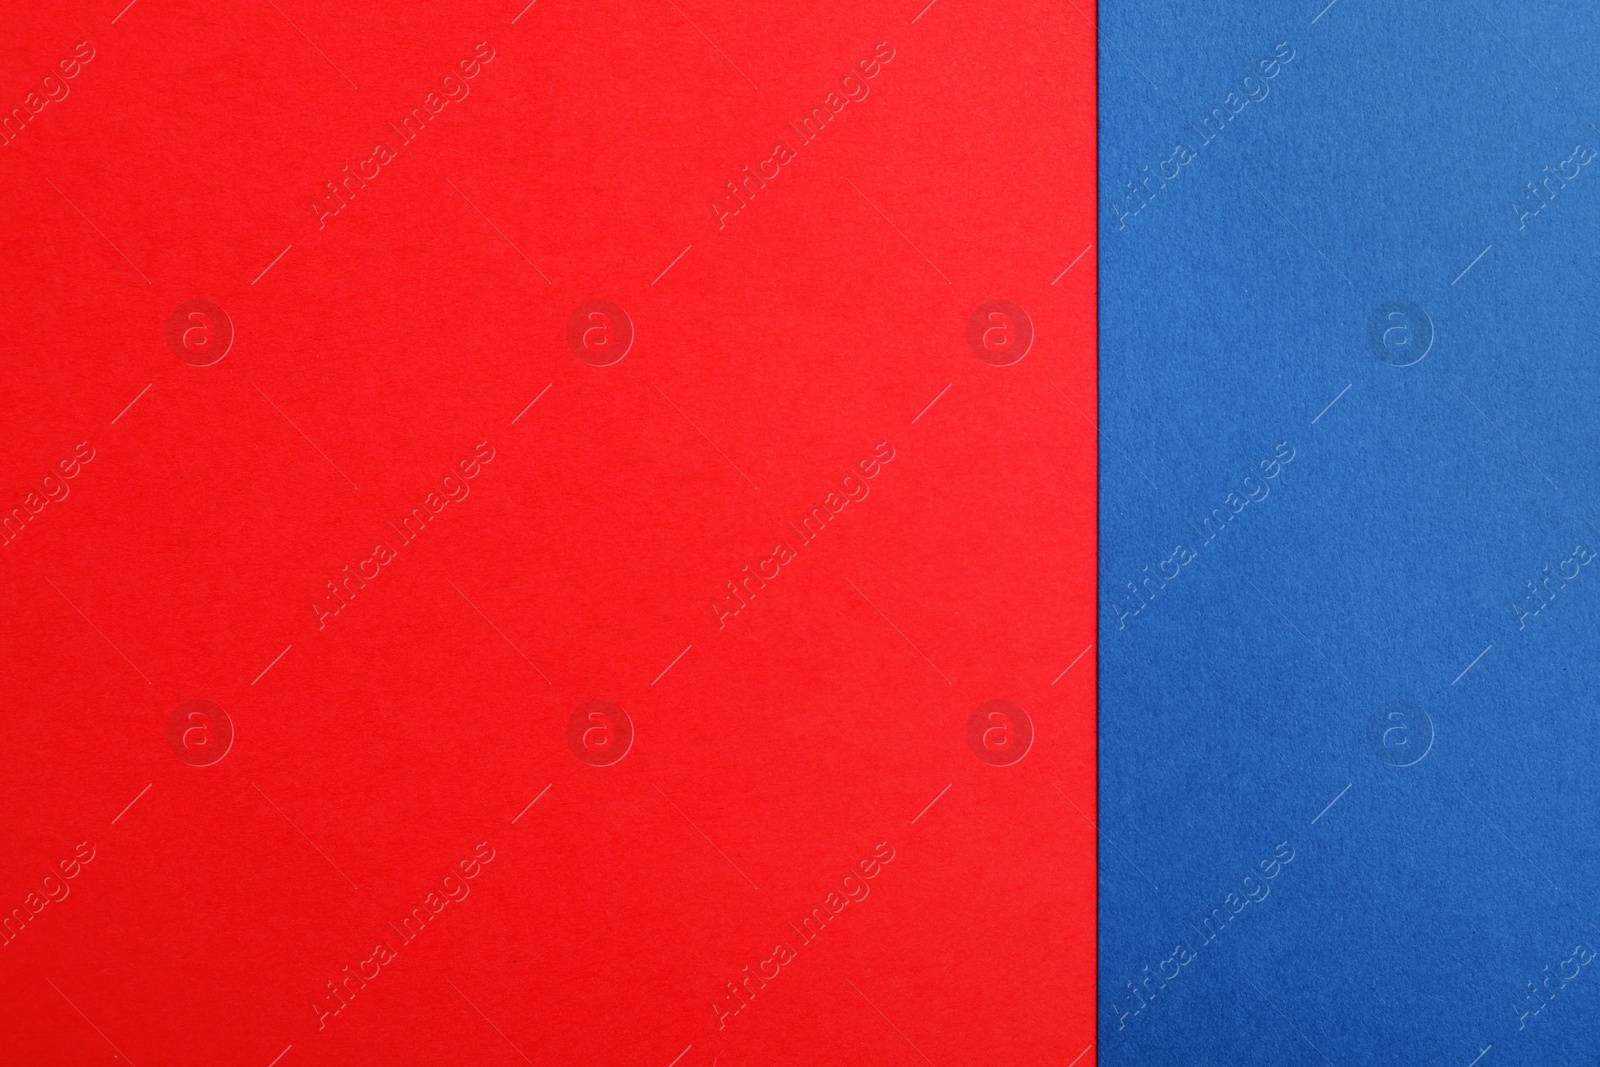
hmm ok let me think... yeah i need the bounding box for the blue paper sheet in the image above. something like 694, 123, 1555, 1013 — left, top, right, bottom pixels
1100, 3, 1600, 1063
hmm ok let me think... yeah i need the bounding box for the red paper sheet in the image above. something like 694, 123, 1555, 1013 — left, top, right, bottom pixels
0, 1, 1096, 1064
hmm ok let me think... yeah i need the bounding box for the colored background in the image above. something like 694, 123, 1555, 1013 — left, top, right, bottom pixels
1101, 1, 1600, 1064
0, 0, 1096, 1064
